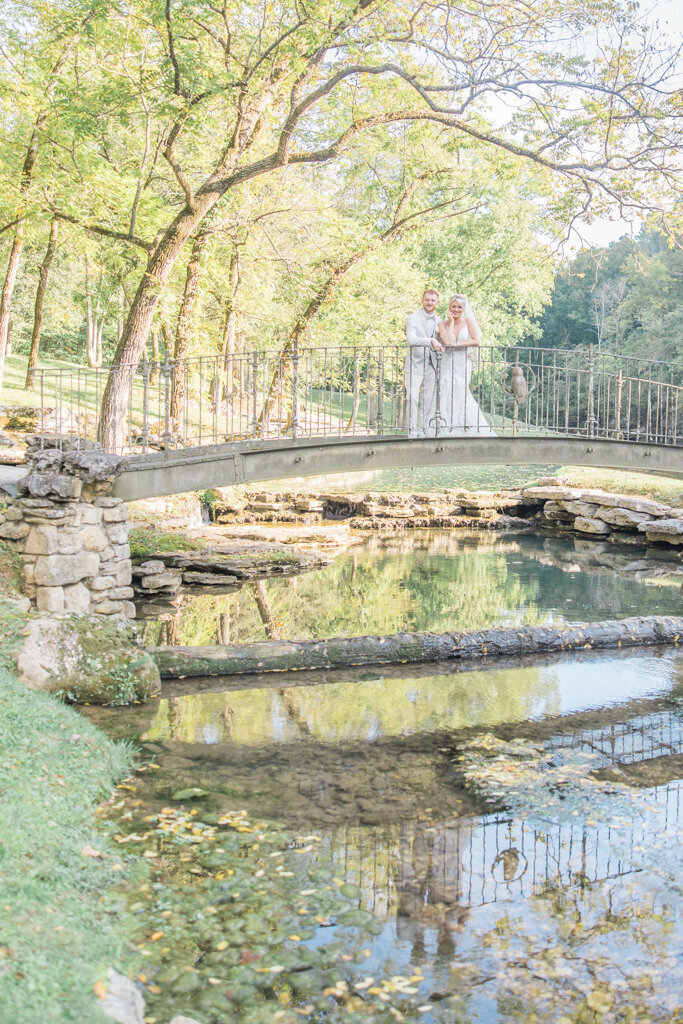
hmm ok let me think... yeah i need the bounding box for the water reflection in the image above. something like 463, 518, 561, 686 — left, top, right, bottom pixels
111, 648, 681, 749
137, 530, 683, 647
90, 650, 683, 1022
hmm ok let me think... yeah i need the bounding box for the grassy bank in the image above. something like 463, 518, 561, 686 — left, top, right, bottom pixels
0, 591, 140, 1023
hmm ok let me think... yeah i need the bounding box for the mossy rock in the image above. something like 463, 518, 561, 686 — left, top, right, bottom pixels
17, 613, 161, 705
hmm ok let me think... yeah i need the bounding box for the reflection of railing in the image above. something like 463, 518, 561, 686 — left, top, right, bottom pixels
548, 710, 683, 767
327, 779, 682, 932
32, 343, 683, 453
321, 708, 683, 929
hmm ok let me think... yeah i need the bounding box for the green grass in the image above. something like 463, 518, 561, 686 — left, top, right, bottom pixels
128, 525, 207, 559
0, 539, 24, 597
0, 586, 142, 1022
554, 466, 682, 505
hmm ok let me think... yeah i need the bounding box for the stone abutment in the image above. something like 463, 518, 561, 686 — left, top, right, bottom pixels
0, 442, 134, 618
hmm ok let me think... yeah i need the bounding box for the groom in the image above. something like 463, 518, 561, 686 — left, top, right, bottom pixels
405, 288, 444, 438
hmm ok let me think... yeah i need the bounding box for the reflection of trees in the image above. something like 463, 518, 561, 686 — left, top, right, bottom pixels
249, 581, 283, 640
135, 530, 680, 647
142, 663, 561, 746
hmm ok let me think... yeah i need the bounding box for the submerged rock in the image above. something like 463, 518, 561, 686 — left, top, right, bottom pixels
17, 613, 160, 704
99, 969, 145, 1024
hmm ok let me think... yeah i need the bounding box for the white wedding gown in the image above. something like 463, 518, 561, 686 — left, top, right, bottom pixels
432, 326, 496, 437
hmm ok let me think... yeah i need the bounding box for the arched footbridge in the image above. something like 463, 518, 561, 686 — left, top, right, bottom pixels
34, 343, 683, 499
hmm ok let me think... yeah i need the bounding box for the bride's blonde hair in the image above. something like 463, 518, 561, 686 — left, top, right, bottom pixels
448, 294, 467, 307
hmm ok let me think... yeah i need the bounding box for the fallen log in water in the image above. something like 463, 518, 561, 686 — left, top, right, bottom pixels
152, 615, 683, 679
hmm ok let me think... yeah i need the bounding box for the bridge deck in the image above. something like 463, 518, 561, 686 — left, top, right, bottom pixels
113, 435, 683, 500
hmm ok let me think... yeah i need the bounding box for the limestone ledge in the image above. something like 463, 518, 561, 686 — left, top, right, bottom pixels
130, 546, 332, 597
211, 482, 683, 548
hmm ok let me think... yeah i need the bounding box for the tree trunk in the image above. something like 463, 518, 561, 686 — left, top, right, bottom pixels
171, 229, 210, 427
0, 119, 44, 390
257, 246, 371, 431
150, 329, 160, 385
152, 615, 683, 679
0, 227, 25, 385
99, 196, 218, 451
221, 246, 241, 400
25, 218, 59, 389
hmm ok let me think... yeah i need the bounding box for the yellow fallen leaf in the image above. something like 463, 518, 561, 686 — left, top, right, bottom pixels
93, 980, 107, 999
150, 931, 164, 942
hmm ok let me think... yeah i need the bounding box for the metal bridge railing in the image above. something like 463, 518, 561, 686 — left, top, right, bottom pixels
31, 342, 683, 454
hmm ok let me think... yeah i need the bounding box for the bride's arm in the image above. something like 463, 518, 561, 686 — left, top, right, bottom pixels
464, 316, 481, 346
437, 318, 455, 347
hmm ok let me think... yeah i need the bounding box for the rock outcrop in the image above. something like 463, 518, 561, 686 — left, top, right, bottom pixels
210, 484, 683, 549
17, 613, 160, 703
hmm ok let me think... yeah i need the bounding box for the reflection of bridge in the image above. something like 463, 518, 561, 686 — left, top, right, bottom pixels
34, 344, 682, 499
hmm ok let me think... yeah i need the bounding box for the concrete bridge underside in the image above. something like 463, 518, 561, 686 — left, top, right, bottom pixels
112, 436, 683, 501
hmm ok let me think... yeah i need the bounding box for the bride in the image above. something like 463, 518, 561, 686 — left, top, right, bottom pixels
430, 294, 496, 437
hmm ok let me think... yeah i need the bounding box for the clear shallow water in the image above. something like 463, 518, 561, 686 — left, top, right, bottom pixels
102, 527, 683, 1023
138, 529, 682, 647
90, 649, 683, 1022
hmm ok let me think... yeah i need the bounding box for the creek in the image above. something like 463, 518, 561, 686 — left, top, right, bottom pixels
86, 527, 683, 1023
136, 529, 683, 647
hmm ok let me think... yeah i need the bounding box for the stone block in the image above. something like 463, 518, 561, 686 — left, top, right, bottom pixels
62, 582, 91, 613
81, 526, 109, 552
112, 543, 131, 561
557, 500, 601, 518
23, 560, 36, 585
105, 523, 129, 545
523, 486, 577, 501
24, 508, 74, 523
0, 520, 30, 541
102, 504, 128, 523
641, 518, 683, 545
57, 527, 83, 555
140, 572, 181, 590
98, 560, 117, 575
577, 490, 621, 507
595, 506, 649, 529
77, 504, 103, 526
92, 599, 125, 615
51, 475, 82, 500
122, 601, 136, 619
90, 575, 116, 591
540, 501, 574, 522
115, 560, 133, 585
133, 560, 166, 575
618, 496, 671, 516
574, 516, 611, 535
4, 506, 23, 521
36, 586, 64, 612
94, 496, 124, 508
111, 586, 135, 600
24, 525, 59, 555
34, 552, 100, 587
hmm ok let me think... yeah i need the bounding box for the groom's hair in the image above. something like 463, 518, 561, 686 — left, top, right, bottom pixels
422, 288, 439, 298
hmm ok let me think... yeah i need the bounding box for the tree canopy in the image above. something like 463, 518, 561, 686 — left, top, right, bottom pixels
0, 0, 681, 445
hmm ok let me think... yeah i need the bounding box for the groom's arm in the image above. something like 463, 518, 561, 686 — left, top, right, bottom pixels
406, 313, 443, 351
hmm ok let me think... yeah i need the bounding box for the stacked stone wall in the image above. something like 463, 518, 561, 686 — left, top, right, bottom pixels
0, 442, 134, 618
